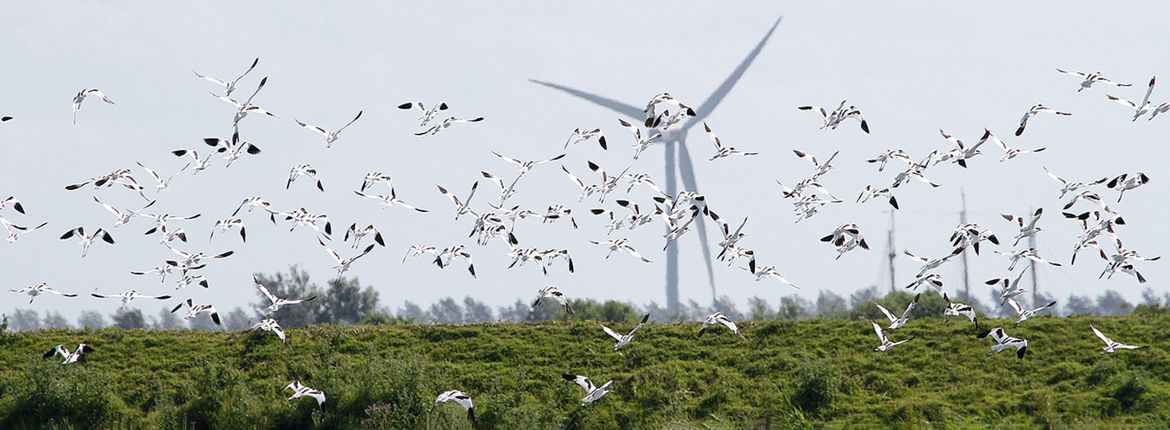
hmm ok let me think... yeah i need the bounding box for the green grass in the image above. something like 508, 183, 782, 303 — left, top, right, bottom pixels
1, 314, 1168, 429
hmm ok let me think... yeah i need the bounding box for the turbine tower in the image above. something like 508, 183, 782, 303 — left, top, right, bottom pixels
530, 17, 783, 313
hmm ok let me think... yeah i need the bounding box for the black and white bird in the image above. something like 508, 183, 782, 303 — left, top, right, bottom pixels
531, 285, 574, 314
231, 196, 279, 223
1106, 172, 1150, 202
987, 266, 1030, 306
866, 149, 913, 172
203, 132, 261, 168
414, 116, 484, 136
617, 118, 663, 160
996, 248, 1062, 271
287, 164, 325, 192
193, 57, 259, 98
1, 217, 47, 243
600, 314, 650, 351
590, 238, 653, 263
1106, 77, 1157, 121
295, 110, 363, 149
977, 327, 1028, 359
1002, 208, 1045, 246
353, 189, 428, 212
493, 151, 567, 177
434, 244, 476, 278
0, 196, 24, 215
642, 92, 695, 126
746, 265, 799, 289
1006, 298, 1058, 326
857, 185, 899, 210
431, 390, 475, 426
91, 290, 171, 309
948, 223, 999, 255
319, 239, 376, 279
1015, 104, 1071, 136
1044, 167, 1109, 199
942, 293, 978, 327
171, 148, 214, 174
904, 249, 962, 278
210, 218, 246, 243
212, 76, 277, 129
871, 320, 912, 352
252, 318, 287, 343
43, 344, 95, 365
140, 211, 201, 238
985, 130, 1046, 161
59, 227, 114, 257
698, 312, 745, 339
360, 172, 394, 193
10, 282, 77, 304
936, 129, 989, 168
798, 100, 870, 133
702, 122, 758, 161
874, 294, 919, 330
397, 101, 448, 127
562, 373, 614, 405
136, 161, 189, 192
344, 223, 385, 249
564, 127, 607, 150
436, 182, 479, 220
285, 381, 326, 407
72, 88, 115, 124
170, 298, 221, 326
255, 276, 318, 313
1091, 325, 1146, 354
904, 273, 943, 292
1056, 68, 1131, 93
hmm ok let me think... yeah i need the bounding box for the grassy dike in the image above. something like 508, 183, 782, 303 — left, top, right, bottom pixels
0, 314, 1168, 429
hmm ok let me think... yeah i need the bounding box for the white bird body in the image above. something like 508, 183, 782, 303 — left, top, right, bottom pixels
562, 373, 614, 405
1091, 325, 1146, 354
1105, 77, 1157, 121
601, 314, 650, 351
942, 293, 978, 327
252, 318, 287, 343
295, 110, 363, 148
698, 312, 745, 339
590, 238, 652, 263
1, 217, 47, 243
43, 343, 95, 364
170, 298, 221, 326
72, 88, 115, 124
1056, 68, 1131, 93
285, 381, 326, 407
875, 294, 919, 330
193, 57, 259, 98
59, 226, 115, 257
353, 190, 428, 212
91, 289, 171, 309
1006, 298, 1058, 326
1015, 104, 1071, 136
531, 286, 574, 314
871, 320, 912, 352
256, 276, 318, 313
431, 390, 475, 425
10, 282, 77, 304
978, 327, 1028, 359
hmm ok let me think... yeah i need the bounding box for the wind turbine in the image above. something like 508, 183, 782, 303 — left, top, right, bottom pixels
530, 17, 782, 313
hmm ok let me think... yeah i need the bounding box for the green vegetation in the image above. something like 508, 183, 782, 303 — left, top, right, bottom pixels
0, 311, 1168, 429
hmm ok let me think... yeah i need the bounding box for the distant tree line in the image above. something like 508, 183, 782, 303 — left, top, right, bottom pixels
3, 266, 1166, 331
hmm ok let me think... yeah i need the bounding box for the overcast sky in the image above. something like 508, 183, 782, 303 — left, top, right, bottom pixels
2, 2, 1167, 320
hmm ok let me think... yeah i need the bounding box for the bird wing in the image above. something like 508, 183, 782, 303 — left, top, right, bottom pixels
295, 120, 329, 136
1091, 325, 1112, 346
901, 295, 919, 319
1140, 77, 1156, 107
1006, 298, 1023, 315
492, 151, 524, 167
702, 122, 724, 150
871, 320, 887, 343
600, 325, 622, 341
874, 303, 897, 322
337, 110, 363, 134
562, 373, 593, 393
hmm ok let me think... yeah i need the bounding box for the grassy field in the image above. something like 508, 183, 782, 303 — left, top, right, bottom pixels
1, 312, 1168, 429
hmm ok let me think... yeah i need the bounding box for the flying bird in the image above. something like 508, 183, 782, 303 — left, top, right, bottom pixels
43, 344, 95, 365
252, 318, 287, 343
1005, 298, 1058, 326
1056, 68, 1131, 93
287, 164, 325, 192
698, 312, 745, 339
871, 320, 912, 352
193, 57, 259, 98
942, 293, 978, 327
431, 390, 475, 426
702, 122, 758, 161
59, 227, 114, 257
170, 298, 221, 326
977, 327, 1028, 359
72, 88, 115, 124
285, 381, 326, 407
1015, 104, 1071, 136
10, 283, 77, 304
874, 294, 919, 330
255, 276, 318, 313
90, 290, 171, 309
600, 314, 650, 351
562, 373, 614, 405
1091, 325, 1146, 354
295, 110, 363, 148
531, 285, 574, 314
1105, 77, 1157, 121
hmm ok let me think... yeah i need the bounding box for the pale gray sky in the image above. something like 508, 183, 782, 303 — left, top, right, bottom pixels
2, 2, 1166, 319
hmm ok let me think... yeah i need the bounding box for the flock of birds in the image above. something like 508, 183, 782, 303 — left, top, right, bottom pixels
0, 59, 1163, 422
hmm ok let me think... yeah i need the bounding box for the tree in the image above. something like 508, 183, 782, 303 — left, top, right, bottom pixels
1095, 290, 1132, 316
1065, 293, 1095, 315
111, 309, 147, 329
462, 296, 494, 323
319, 277, 380, 324
77, 310, 106, 329
748, 296, 774, 320
222, 307, 252, 330
254, 266, 322, 327
776, 295, 812, 320
42, 311, 71, 329
816, 290, 848, 319
1140, 288, 1161, 306
397, 301, 426, 322
498, 300, 531, 323
153, 306, 184, 329
10, 309, 40, 331
428, 297, 464, 323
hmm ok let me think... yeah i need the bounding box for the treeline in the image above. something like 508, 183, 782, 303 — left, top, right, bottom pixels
4, 266, 1165, 331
